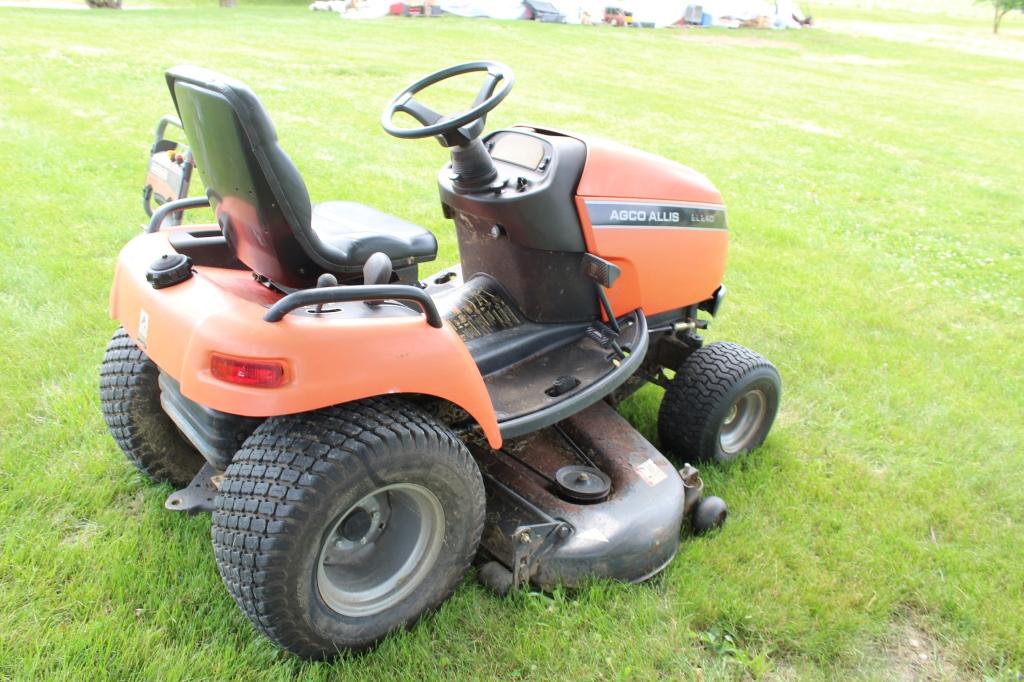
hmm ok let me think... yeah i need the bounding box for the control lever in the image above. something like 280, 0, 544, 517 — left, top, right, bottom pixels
363, 252, 393, 307
581, 253, 621, 289
581, 255, 625, 358
314, 273, 338, 313
363, 252, 392, 285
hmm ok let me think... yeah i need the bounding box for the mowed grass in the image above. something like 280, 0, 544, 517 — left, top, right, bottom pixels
0, 5, 1022, 680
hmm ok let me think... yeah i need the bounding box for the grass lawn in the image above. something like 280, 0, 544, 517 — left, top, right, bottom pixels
1, 4, 1022, 679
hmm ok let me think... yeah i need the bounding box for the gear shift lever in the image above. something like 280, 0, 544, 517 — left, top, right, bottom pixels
363, 252, 393, 308
363, 252, 392, 286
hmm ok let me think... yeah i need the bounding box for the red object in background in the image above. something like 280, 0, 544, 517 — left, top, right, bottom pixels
390, 2, 424, 15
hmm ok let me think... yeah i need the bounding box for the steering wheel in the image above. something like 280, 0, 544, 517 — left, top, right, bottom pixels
381, 61, 514, 147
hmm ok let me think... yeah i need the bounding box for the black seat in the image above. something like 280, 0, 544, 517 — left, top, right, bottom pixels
165, 66, 437, 289
310, 201, 438, 270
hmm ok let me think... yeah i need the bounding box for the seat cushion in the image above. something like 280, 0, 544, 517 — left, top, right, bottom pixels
310, 201, 438, 272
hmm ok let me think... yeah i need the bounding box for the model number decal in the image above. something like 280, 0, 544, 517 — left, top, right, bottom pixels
586, 201, 727, 230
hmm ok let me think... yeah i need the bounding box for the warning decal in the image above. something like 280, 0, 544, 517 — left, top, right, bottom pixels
635, 458, 668, 487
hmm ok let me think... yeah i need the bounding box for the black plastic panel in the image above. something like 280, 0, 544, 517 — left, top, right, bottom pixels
167, 229, 246, 270
451, 210, 598, 324
158, 373, 262, 469
169, 77, 317, 288
439, 128, 587, 253
432, 275, 589, 375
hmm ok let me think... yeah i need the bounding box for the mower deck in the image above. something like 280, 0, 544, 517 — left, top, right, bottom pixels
470, 399, 689, 591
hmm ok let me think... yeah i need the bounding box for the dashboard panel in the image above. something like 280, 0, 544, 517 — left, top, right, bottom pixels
489, 132, 548, 170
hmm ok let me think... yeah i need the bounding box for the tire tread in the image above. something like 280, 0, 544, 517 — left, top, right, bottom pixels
100, 327, 204, 485
211, 397, 484, 658
658, 341, 779, 461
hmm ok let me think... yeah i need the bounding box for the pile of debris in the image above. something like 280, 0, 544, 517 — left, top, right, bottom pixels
309, 0, 812, 28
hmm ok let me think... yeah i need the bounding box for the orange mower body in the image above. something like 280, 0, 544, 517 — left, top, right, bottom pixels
110, 129, 727, 450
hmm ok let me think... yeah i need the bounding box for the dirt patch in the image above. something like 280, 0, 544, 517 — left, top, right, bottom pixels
116, 490, 146, 516
878, 622, 965, 681
804, 53, 906, 67
63, 44, 113, 57
755, 115, 843, 138
991, 78, 1024, 92
61, 518, 102, 547
42, 45, 114, 63
870, 140, 905, 157
763, 660, 800, 681
823, 19, 1024, 62
676, 32, 801, 50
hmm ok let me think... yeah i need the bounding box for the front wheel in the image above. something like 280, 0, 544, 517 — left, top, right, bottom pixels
658, 342, 781, 463
211, 397, 485, 659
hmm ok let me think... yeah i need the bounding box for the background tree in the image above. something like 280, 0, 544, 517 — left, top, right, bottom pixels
979, 0, 1024, 33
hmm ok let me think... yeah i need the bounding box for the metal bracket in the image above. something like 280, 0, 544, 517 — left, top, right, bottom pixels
164, 462, 223, 515
511, 521, 572, 588
145, 196, 210, 233
679, 463, 705, 517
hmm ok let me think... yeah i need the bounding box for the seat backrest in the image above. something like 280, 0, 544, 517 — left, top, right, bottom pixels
165, 66, 321, 288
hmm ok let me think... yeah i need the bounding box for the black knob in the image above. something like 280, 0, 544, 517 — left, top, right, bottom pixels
146, 253, 192, 290
317, 273, 338, 288
362, 252, 392, 286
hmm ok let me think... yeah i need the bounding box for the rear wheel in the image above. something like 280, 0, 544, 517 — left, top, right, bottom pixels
100, 327, 205, 486
658, 342, 780, 463
211, 397, 485, 659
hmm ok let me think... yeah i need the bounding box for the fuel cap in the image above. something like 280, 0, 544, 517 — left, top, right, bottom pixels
554, 465, 611, 503
146, 253, 192, 289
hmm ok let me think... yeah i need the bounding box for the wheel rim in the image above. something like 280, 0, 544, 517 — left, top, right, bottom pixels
718, 388, 768, 456
316, 483, 445, 617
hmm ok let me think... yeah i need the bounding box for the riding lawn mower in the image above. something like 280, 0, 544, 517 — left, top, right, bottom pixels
102, 62, 781, 659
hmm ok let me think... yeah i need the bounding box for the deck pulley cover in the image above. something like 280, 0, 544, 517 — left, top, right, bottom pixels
554, 465, 611, 503
146, 253, 193, 289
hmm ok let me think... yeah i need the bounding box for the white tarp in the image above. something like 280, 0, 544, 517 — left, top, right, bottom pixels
627, 1, 687, 27
698, 0, 773, 22
772, 0, 807, 27
439, 0, 525, 18
543, 1, 606, 23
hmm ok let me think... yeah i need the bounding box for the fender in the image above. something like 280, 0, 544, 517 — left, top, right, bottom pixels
109, 230, 502, 449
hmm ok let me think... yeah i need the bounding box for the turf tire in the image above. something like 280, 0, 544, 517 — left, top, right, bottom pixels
100, 327, 205, 486
658, 342, 780, 463
211, 397, 485, 659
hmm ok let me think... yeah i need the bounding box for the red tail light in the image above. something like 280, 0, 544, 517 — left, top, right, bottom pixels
210, 354, 286, 388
